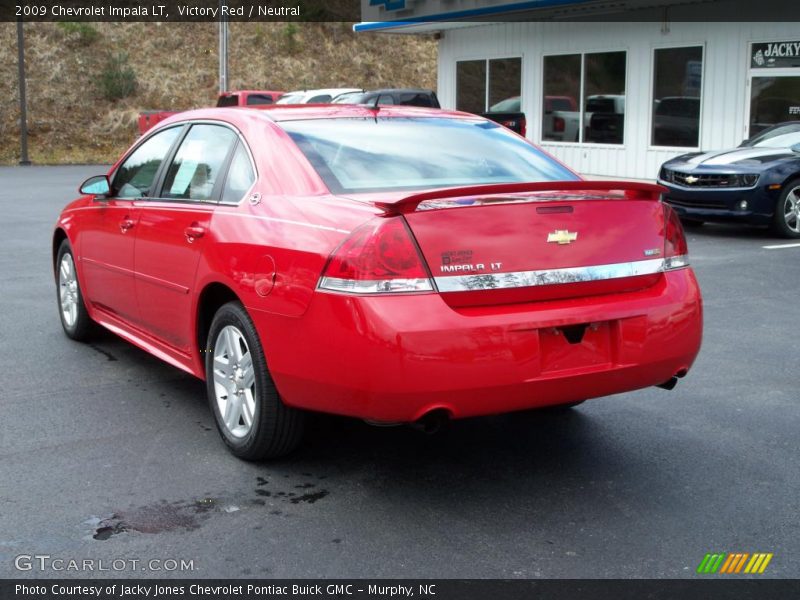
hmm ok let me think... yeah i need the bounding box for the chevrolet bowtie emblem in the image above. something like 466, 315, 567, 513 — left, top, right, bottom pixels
684, 175, 699, 184
547, 230, 578, 245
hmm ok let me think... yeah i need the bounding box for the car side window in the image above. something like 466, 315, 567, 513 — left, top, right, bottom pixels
246, 94, 273, 106
221, 143, 256, 204
377, 95, 395, 105
308, 94, 332, 103
111, 127, 181, 199
160, 124, 237, 202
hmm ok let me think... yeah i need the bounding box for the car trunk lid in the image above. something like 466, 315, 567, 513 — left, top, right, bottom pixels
376, 181, 669, 307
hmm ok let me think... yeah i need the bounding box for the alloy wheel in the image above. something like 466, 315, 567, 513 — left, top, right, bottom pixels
784, 186, 800, 234
58, 253, 79, 328
212, 325, 257, 438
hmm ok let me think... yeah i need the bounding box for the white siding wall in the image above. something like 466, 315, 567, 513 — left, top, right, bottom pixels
436, 22, 800, 179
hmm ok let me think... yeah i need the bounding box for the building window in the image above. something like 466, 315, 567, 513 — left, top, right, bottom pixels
652, 46, 703, 147
542, 51, 626, 145
749, 76, 800, 136
542, 54, 580, 142
456, 60, 487, 114
456, 57, 522, 114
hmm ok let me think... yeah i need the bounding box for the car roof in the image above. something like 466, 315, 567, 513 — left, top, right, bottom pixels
363, 88, 435, 95
157, 105, 468, 126
284, 88, 362, 95
220, 90, 284, 95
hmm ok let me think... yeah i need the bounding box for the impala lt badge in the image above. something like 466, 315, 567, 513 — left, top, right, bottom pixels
547, 230, 578, 245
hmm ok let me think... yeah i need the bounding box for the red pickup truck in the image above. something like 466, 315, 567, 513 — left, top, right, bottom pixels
137, 90, 284, 135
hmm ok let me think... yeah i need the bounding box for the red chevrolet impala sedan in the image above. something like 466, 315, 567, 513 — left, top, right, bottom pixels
53, 105, 702, 459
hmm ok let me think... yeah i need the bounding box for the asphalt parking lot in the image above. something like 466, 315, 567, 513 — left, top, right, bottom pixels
0, 165, 798, 579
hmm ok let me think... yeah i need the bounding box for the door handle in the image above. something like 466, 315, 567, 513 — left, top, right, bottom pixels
119, 218, 135, 233
184, 225, 206, 242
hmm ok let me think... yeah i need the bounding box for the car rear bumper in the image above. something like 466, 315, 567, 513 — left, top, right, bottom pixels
252, 268, 703, 423
659, 181, 775, 225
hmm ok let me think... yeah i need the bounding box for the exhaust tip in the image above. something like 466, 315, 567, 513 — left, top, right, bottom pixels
410, 409, 450, 435
656, 376, 679, 391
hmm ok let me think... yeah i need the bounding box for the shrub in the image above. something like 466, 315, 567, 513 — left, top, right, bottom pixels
57, 22, 99, 45
281, 23, 300, 54
99, 53, 138, 101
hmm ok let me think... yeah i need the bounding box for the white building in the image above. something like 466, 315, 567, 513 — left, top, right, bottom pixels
357, 2, 800, 179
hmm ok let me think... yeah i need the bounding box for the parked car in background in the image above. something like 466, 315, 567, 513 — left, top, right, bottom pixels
482, 95, 526, 137
658, 123, 800, 237
542, 94, 625, 144
584, 95, 626, 144
542, 95, 579, 142
54, 105, 701, 460
332, 88, 440, 108
216, 90, 285, 107
652, 97, 701, 147
138, 90, 285, 135
276, 88, 362, 104
738, 121, 800, 147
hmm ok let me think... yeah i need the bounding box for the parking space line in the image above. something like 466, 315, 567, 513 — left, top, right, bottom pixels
762, 242, 800, 250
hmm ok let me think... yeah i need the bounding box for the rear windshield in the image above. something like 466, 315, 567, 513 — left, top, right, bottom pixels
276, 93, 305, 105
279, 117, 577, 194
216, 95, 239, 107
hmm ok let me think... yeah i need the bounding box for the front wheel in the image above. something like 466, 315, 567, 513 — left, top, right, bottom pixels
771, 179, 800, 239
206, 302, 304, 460
55, 239, 95, 341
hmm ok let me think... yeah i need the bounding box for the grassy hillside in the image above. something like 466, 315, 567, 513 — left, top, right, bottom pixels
0, 22, 437, 164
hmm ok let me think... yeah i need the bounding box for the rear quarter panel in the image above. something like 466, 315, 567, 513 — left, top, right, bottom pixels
193, 114, 379, 360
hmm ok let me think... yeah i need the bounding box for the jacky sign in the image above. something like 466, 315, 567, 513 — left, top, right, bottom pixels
752, 41, 800, 69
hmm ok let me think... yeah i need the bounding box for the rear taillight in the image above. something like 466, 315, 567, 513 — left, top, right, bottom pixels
318, 217, 433, 294
519, 116, 527, 138
663, 204, 689, 270
554, 117, 565, 133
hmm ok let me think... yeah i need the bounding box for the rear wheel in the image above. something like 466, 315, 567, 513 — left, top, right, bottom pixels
771, 179, 800, 238
55, 239, 94, 341
206, 302, 304, 460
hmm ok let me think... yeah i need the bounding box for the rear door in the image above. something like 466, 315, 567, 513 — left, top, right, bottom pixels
133, 123, 239, 352
80, 126, 183, 323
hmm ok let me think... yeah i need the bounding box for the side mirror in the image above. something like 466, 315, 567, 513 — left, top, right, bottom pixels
79, 175, 110, 198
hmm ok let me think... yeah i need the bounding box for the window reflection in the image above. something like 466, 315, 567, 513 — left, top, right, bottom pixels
112, 127, 181, 199
583, 51, 626, 145
282, 117, 576, 194
652, 46, 703, 147
750, 76, 800, 136
542, 54, 580, 142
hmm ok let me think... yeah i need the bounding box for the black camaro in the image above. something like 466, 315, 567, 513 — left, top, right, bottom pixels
658, 122, 800, 238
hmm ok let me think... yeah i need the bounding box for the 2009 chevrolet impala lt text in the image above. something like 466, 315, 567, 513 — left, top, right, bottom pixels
52, 105, 703, 459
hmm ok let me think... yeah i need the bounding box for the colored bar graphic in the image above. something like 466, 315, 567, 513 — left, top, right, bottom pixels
700, 552, 773, 574
697, 553, 726, 574
719, 554, 737, 573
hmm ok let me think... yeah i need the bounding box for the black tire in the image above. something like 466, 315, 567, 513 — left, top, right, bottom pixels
771, 178, 800, 239
55, 239, 95, 341
541, 400, 585, 412
205, 301, 304, 460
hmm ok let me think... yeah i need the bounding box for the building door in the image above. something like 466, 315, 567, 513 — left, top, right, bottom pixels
748, 74, 800, 137
747, 40, 800, 139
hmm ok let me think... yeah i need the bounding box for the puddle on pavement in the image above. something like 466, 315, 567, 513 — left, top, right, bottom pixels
86, 472, 330, 541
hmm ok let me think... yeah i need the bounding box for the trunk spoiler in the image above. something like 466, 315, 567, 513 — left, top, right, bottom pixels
374, 180, 667, 215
